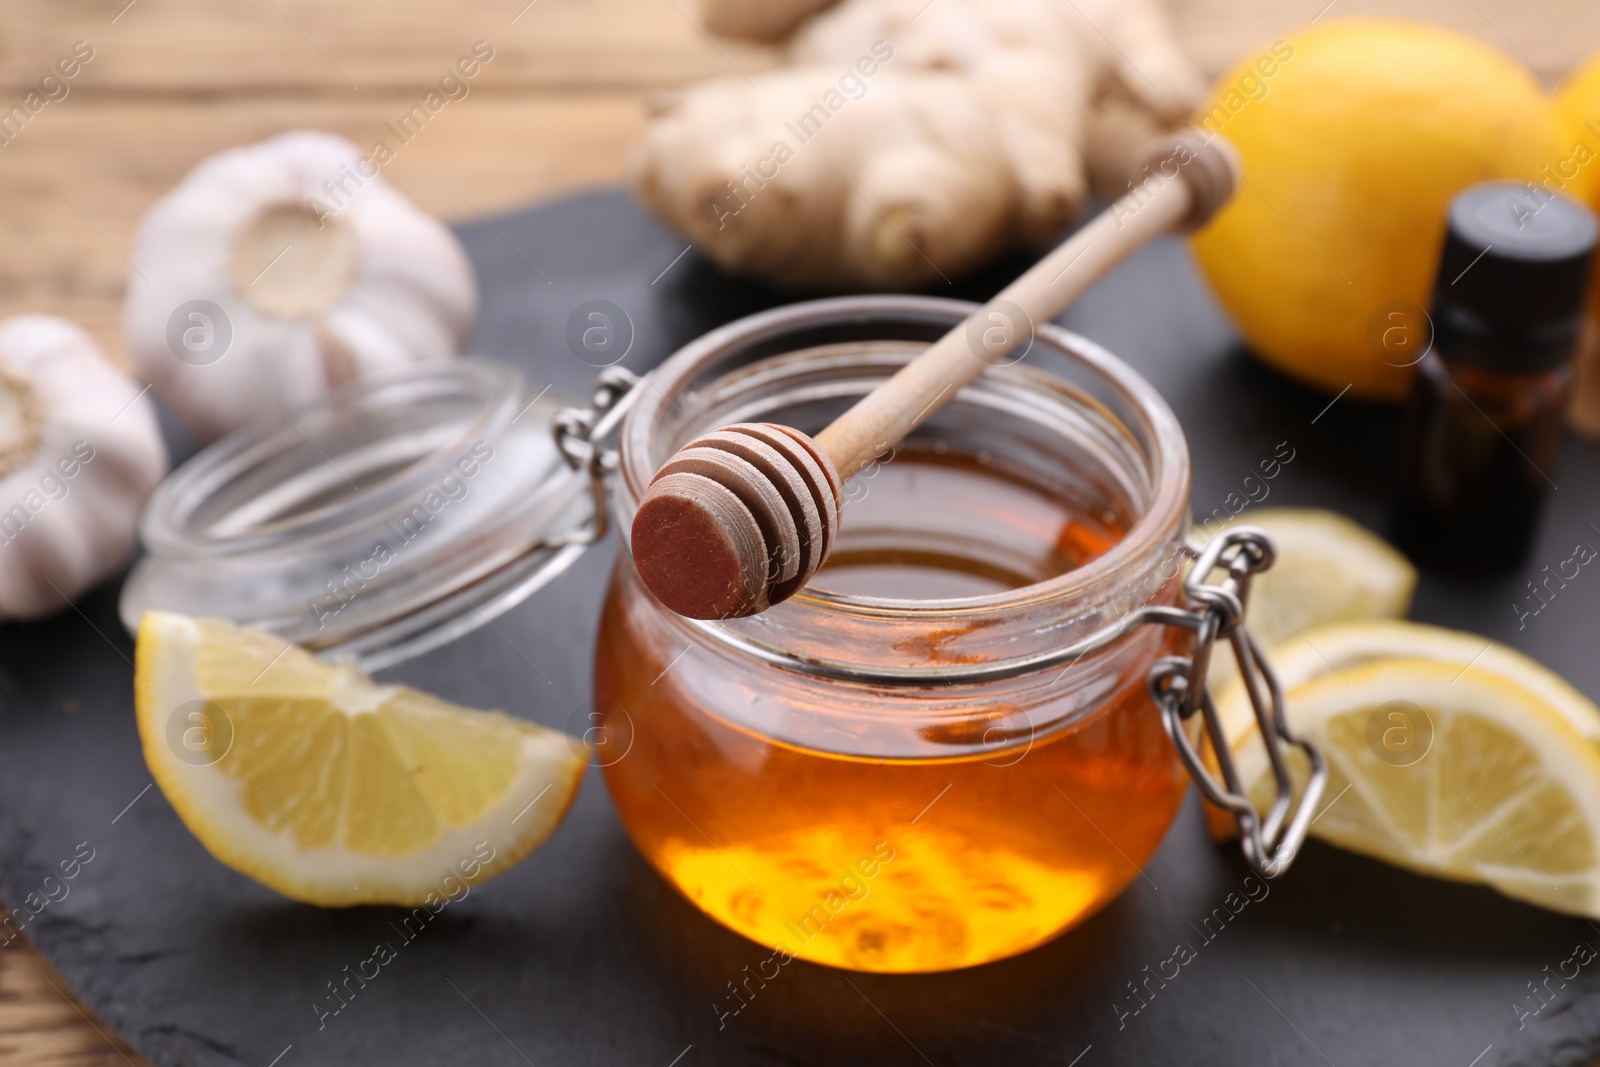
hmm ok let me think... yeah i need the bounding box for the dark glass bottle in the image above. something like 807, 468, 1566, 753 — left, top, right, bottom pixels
1392, 183, 1598, 573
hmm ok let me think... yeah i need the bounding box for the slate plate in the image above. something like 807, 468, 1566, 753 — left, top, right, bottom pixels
4, 188, 1600, 1067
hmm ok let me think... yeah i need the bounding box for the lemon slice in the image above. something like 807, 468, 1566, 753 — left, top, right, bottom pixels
1196, 508, 1416, 694
1236, 658, 1600, 917
1206, 621, 1600, 841
135, 612, 584, 906
1215, 619, 1600, 750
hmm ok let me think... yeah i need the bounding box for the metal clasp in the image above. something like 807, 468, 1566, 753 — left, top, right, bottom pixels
551, 366, 641, 548
1144, 527, 1328, 879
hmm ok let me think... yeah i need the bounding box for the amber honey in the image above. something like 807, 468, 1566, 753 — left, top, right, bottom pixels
597, 450, 1189, 973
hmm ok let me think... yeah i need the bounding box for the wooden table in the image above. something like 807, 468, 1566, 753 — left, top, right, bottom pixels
1, 0, 1594, 1061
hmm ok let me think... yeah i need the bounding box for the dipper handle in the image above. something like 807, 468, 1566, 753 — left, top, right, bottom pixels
816, 132, 1239, 480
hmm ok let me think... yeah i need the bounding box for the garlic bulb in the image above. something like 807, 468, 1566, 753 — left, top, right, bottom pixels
123, 130, 478, 443
0, 315, 167, 619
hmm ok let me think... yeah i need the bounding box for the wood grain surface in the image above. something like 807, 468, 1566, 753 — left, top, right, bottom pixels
0, 0, 1594, 1061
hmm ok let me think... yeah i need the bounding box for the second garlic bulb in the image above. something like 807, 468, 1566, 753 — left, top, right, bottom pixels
0, 316, 167, 620
123, 130, 478, 443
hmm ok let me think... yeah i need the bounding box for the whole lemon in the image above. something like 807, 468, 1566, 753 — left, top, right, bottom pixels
1190, 19, 1583, 401
1559, 52, 1600, 165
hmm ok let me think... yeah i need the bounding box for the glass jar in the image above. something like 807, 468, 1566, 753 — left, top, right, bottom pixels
595, 296, 1196, 973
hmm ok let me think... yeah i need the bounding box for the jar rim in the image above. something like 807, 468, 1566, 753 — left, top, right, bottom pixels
615, 295, 1192, 679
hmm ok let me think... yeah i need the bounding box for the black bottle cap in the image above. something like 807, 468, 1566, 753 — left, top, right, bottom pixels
1429, 182, 1599, 372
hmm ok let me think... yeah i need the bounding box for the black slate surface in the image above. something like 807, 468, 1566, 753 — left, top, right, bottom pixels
4, 188, 1600, 1067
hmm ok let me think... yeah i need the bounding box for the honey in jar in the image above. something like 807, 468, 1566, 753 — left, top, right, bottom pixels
599, 448, 1187, 972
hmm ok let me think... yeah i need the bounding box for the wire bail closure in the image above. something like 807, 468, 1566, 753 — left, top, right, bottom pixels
1147, 527, 1328, 879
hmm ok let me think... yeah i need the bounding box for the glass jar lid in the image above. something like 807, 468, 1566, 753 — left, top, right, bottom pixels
119, 360, 591, 671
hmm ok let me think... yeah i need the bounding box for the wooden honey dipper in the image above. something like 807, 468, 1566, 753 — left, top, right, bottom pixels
632, 132, 1240, 620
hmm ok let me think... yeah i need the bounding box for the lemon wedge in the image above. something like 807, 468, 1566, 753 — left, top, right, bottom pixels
1233, 657, 1600, 917
135, 611, 584, 906
1197, 508, 1416, 694
1215, 619, 1600, 751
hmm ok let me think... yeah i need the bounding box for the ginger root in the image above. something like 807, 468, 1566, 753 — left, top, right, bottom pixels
636, 0, 1203, 289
